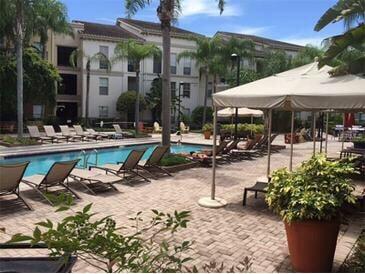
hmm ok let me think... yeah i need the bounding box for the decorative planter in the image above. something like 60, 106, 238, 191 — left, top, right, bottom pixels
285, 218, 340, 272
162, 162, 199, 173
203, 131, 211, 140
353, 141, 365, 149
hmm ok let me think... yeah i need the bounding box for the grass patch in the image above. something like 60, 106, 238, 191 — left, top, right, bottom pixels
0, 135, 38, 145
341, 230, 365, 273
160, 154, 191, 166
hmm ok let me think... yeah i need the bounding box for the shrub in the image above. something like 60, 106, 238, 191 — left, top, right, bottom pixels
116, 91, 146, 122
8, 202, 192, 273
202, 123, 213, 132
160, 154, 191, 166
191, 106, 213, 127
0, 136, 38, 145
353, 136, 365, 143
266, 154, 356, 223
220, 123, 264, 137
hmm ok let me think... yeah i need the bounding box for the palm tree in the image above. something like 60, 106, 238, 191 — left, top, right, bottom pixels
15, 0, 24, 137
70, 50, 111, 126
314, 0, 365, 74
113, 40, 161, 135
124, 0, 225, 146
177, 36, 224, 125
32, 0, 72, 59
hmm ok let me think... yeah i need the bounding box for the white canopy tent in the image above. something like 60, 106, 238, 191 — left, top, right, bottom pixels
217, 107, 264, 118
199, 62, 365, 208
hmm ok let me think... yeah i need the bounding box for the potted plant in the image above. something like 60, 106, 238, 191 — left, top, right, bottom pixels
202, 123, 213, 139
266, 154, 356, 272
353, 136, 365, 149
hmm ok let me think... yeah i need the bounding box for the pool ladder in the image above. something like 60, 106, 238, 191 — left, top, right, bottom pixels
80, 149, 98, 169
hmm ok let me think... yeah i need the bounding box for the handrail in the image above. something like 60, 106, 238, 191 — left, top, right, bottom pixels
85, 149, 98, 167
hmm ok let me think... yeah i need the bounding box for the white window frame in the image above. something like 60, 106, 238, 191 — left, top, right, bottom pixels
99, 46, 109, 69
99, 77, 109, 95
99, 106, 109, 118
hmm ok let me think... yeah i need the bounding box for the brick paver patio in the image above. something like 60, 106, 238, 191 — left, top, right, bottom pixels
0, 135, 364, 272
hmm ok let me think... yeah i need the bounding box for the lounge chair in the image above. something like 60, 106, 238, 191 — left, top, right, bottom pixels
59, 125, 83, 142
69, 168, 120, 195
113, 124, 134, 138
27, 126, 53, 144
153, 122, 162, 133
0, 162, 32, 210
138, 146, 172, 178
91, 149, 150, 182
86, 128, 109, 139
230, 138, 260, 159
242, 177, 271, 206
201, 140, 230, 157
73, 125, 99, 141
43, 125, 67, 143
22, 160, 80, 205
180, 122, 190, 133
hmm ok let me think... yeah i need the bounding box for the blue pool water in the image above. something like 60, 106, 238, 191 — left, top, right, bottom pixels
0, 144, 206, 176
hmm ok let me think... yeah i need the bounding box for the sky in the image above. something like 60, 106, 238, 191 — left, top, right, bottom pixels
60, 0, 345, 47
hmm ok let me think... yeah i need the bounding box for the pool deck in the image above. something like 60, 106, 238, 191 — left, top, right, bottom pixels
0, 134, 364, 272
0, 133, 213, 158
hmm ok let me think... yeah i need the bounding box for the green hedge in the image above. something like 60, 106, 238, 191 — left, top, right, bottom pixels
160, 154, 191, 166
220, 123, 264, 136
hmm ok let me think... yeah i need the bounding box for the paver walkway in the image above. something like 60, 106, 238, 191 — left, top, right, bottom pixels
0, 135, 364, 272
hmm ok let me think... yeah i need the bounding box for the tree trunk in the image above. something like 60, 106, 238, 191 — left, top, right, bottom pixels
135, 69, 140, 135
85, 63, 90, 126
16, 0, 24, 137
202, 69, 209, 126
160, 3, 172, 147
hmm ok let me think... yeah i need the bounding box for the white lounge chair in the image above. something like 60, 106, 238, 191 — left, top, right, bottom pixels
27, 126, 53, 144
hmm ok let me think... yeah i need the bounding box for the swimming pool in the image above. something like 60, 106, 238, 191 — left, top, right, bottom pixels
0, 144, 207, 176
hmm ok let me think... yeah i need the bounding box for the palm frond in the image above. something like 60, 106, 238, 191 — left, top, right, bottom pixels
217, 0, 225, 14
125, 0, 152, 18
314, 0, 365, 31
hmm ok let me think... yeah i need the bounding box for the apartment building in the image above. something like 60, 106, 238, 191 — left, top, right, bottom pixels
30, 18, 303, 123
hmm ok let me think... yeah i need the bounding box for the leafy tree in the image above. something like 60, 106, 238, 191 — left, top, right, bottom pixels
261, 50, 291, 77
70, 50, 111, 125
0, 48, 60, 120
226, 68, 260, 87
314, 0, 365, 75
291, 45, 324, 68
191, 106, 213, 128
0, 0, 70, 136
124, 0, 225, 147
177, 36, 224, 125
146, 76, 180, 123
113, 40, 160, 134
117, 91, 147, 122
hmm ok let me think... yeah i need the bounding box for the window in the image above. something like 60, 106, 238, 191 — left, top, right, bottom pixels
99, 46, 109, 69
183, 83, 190, 98
99, 78, 109, 95
57, 46, 77, 67
128, 77, 137, 91
58, 74, 77, 95
183, 57, 191, 75
153, 55, 162, 74
33, 42, 44, 57
33, 105, 43, 119
170, 82, 176, 99
128, 59, 135, 72
99, 106, 108, 118
207, 82, 213, 97
170, 53, 177, 74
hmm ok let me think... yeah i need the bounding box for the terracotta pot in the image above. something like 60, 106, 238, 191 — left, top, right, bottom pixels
203, 131, 211, 139
285, 219, 340, 273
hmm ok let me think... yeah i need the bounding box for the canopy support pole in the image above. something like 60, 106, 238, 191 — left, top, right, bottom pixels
211, 107, 217, 200
234, 108, 238, 140
266, 109, 272, 177
312, 111, 316, 155
325, 112, 329, 155
341, 113, 345, 151
289, 111, 295, 171
198, 106, 227, 208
